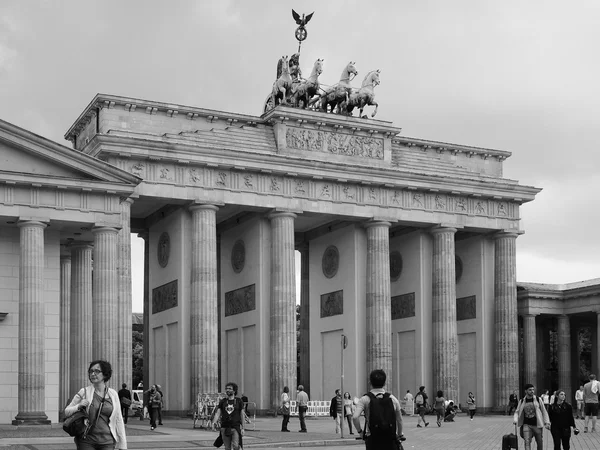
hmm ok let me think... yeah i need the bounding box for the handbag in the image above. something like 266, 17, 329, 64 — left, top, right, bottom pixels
63, 410, 89, 437
121, 397, 132, 407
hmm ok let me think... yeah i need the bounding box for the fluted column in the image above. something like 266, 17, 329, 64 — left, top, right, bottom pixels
523, 314, 538, 387
298, 243, 310, 393
269, 211, 297, 408
59, 252, 72, 414
597, 312, 600, 375
431, 226, 458, 402
557, 315, 572, 400
92, 226, 120, 365
190, 204, 219, 401
494, 231, 520, 409
365, 221, 392, 383
116, 198, 134, 389
13, 220, 49, 425
70, 243, 93, 392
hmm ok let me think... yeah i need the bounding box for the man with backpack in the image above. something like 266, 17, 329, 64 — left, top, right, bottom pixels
513, 383, 550, 450
212, 382, 247, 450
414, 386, 429, 427
352, 369, 404, 450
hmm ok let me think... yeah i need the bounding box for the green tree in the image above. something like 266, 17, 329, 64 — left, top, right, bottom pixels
132, 330, 144, 388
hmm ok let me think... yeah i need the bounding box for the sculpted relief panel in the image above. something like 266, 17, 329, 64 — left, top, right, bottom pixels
285, 127, 384, 160
121, 158, 518, 220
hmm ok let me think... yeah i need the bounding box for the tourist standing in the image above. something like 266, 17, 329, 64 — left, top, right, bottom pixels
548, 389, 578, 450
329, 389, 343, 433
467, 392, 476, 420
403, 390, 414, 416
352, 369, 404, 449
583, 374, 599, 433
155, 385, 163, 426
212, 382, 245, 450
118, 383, 131, 425
433, 390, 445, 427
541, 390, 551, 411
280, 386, 291, 432
64, 360, 127, 450
343, 392, 355, 434
296, 385, 309, 433
575, 385, 584, 419
513, 383, 550, 450
415, 386, 429, 428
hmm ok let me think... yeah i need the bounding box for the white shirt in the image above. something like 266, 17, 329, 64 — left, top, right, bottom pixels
575, 389, 584, 401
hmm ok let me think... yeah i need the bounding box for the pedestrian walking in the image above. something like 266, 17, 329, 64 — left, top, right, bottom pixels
414, 386, 429, 428
211, 382, 246, 450
467, 392, 476, 420
548, 389, 579, 450
352, 369, 404, 450
433, 391, 445, 427
574, 385, 584, 419
583, 374, 599, 433
296, 385, 309, 433
155, 385, 163, 425
508, 390, 519, 415
64, 360, 127, 450
280, 386, 291, 432
148, 385, 162, 431
513, 383, 550, 450
117, 383, 131, 425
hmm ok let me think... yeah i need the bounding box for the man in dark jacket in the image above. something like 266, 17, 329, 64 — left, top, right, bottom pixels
156, 384, 164, 425
330, 389, 343, 433
118, 383, 132, 424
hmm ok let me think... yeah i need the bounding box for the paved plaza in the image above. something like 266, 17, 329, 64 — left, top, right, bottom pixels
2, 413, 600, 450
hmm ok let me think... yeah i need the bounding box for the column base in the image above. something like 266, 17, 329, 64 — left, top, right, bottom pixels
12, 412, 51, 426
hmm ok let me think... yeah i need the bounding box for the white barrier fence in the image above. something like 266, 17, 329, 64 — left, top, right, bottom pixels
288, 399, 414, 417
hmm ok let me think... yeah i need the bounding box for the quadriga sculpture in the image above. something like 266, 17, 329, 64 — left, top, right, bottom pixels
291, 58, 324, 109
340, 69, 380, 118
318, 61, 357, 114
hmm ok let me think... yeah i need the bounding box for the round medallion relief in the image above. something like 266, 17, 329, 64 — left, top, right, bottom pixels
322, 245, 339, 279
231, 240, 246, 273
157, 232, 170, 268
389, 251, 403, 282
455, 255, 463, 283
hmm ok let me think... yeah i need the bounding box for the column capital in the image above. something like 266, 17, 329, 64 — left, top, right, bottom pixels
430, 225, 458, 235
70, 241, 94, 250
189, 203, 220, 213
92, 225, 120, 235
120, 196, 136, 205
137, 231, 149, 241
493, 229, 523, 240
364, 220, 391, 230
17, 220, 47, 229
268, 211, 297, 220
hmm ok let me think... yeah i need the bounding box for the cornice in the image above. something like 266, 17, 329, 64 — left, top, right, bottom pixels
394, 136, 511, 161
64, 93, 263, 142
89, 133, 540, 203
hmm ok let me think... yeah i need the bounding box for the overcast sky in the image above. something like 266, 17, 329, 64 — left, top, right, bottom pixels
1, 0, 598, 312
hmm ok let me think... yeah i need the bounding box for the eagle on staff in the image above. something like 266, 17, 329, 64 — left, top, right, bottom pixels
292, 9, 314, 46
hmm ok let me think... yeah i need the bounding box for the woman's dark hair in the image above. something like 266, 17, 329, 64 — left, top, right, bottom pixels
554, 390, 565, 404
468, 392, 473, 396
437, 390, 443, 397
88, 360, 112, 382
344, 392, 351, 399
283, 386, 289, 393
419, 385, 425, 392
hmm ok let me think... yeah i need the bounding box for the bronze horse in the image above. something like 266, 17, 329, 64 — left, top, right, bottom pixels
318, 61, 357, 113
291, 58, 324, 109
340, 70, 380, 118
271, 56, 293, 106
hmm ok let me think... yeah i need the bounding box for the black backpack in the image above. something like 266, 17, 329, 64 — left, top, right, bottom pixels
366, 392, 397, 439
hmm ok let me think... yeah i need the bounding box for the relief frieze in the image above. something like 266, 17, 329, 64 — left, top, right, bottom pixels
224, 284, 256, 317
320, 290, 343, 318
152, 280, 177, 314
391, 292, 415, 320
285, 127, 384, 160
456, 295, 476, 320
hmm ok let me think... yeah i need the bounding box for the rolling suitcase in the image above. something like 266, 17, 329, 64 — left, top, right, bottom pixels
502, 424, 518, 450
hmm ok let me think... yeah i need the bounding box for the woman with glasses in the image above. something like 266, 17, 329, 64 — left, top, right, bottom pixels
65, 360, 127, 449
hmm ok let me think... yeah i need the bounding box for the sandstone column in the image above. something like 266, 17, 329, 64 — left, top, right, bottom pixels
431, 226, 458, 402
557, 315, 572, 400
523, 314, 538, 386
92, 226, 120, 364
365, 221, 392, 383
13, 220, 49, 425
494, 231, 520, 409
269, 211, 297, 408
116, 198, 134, 388
70, 243, 93, 392
190, 204, 219, 400
298, 243, 310, 393
59, 252, 72, 413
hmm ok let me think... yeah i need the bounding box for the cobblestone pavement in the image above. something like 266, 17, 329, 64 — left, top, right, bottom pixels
1, 414, 600, 449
